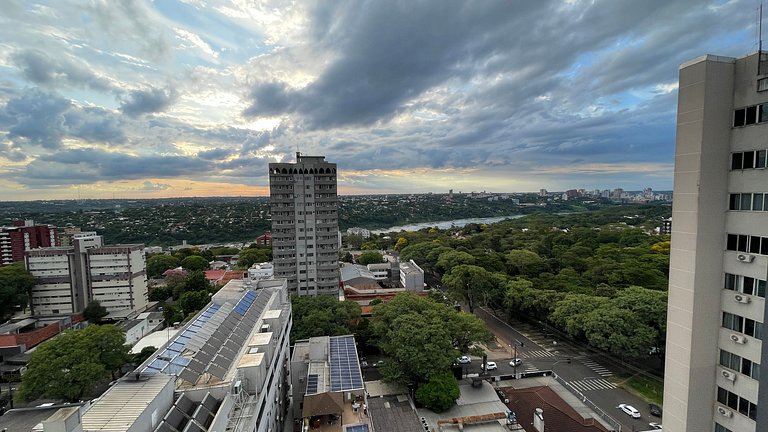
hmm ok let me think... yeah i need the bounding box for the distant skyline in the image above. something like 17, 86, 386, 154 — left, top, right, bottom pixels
0, 1, 760, 200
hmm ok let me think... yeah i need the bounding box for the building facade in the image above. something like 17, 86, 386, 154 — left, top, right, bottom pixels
25, 232, 148, 319
38, 278, 292, 432
269, 153, 340, 296
664, 52, 768, 432
0, 220, 58, 266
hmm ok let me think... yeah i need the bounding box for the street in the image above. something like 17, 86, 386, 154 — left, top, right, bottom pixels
473, 307, 661, 432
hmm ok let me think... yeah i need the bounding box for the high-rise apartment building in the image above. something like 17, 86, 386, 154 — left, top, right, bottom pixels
269, 153, 340, 295
664, 52, 768, 432
0, 220, 58, 266
25, 232, 148, 319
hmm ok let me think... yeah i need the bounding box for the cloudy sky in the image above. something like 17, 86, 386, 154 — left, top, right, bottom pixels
0, 0, 759, 200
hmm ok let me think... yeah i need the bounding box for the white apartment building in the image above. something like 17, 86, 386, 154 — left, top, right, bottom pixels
664, 52, 768, 432
269, 153, 340, 296
399, 259, 424, 291
39, 278, 293, 432
25, 233, 148, 319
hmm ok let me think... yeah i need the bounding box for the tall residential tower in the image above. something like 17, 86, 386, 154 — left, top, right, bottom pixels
664, 52, 768, 432
269, 153, 340, 295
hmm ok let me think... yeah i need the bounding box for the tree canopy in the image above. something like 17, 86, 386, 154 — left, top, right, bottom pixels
146, 254, 180, 278
83, 300, 108, 323
237, 247, 271, 269
0, 263, 33, 320
17, 325, 129, 402
371, 293, 491, 386
356, 251, 384, 266
180, 255, 209, 271
290, 296, 362, 343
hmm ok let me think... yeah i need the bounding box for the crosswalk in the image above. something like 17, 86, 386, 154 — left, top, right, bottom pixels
523, 349, 557, 358
567, 378, 616, 392
581, 359, 613, 377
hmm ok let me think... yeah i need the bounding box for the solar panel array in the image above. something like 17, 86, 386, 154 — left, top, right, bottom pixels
306, 374, 319, 394
143, 288, 273, 385
329, 336, 364, 391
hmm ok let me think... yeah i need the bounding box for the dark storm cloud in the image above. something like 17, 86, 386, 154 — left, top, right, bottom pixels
0, 88, 126, 148
120, 86, 179, 116
11, 49, 115, 92
198, 147, 233, 160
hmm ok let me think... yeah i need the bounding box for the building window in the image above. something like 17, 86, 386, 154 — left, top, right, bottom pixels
731, 149, 768, 169
759, 77, 768, 92
726, 233, 768, 255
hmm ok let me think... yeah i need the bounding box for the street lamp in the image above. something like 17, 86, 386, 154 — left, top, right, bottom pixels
509, 339, 524, 378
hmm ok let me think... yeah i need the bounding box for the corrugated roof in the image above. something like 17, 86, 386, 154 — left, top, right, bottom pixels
81, 374, 173, 431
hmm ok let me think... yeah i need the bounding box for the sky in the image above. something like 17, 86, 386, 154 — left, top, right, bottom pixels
0, 0, 760, 200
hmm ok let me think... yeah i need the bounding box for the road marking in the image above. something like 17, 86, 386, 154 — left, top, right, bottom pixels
581, 359, 613, 377
523, 349, 556, 358
567, 378, 617, 392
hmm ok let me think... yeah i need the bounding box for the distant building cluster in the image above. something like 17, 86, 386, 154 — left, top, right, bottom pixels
550, 187, 670, 202
0, 220, 58, 266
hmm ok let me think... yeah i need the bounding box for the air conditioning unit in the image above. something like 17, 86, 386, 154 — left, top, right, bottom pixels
717, 406, 733, 417
730, 333, 747, 344
734, 294, 751, 303
736, 253, 755, 263
721, 369, 737, 381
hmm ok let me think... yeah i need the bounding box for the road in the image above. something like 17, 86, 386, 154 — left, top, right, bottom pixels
473, 307, 662, 432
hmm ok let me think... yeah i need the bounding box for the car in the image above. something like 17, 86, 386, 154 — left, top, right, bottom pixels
360, 361, 369, 368
483, 361, 497, 371
509, 358, 522, 367
458, 355, 471, 364
649, 403, 662, 417
648, 422, 662, 430
618, 403, 641, 419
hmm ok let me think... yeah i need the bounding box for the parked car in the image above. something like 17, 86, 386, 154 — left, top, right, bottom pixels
618, 404, 641, 419
648, 422, 662, 430
509, 358, 522, 367
483, 361, 497, 371
649, 403, 662, 417
458, 355, 471, 364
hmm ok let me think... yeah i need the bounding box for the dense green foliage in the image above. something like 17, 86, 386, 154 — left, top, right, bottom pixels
237, 246, 272, 269
146, 255, 181, 278
392, 204, 671, 359
371, 293, 491, 387
17, 325, 129, 402
0, 263, 34, 320
83, 300, 108, 323
415, 372, 460, 412
356, 251, 384, 266
290, 296, 363, 343
180, 255, 209, 271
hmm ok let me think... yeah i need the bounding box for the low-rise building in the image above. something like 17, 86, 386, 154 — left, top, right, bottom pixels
291, 335, 368, 431
399, 260, 424, 291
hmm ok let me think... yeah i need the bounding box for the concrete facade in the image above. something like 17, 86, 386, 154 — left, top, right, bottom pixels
269, 153, 340, 296
0, 220, 58, 266
664, 52, 768, 432
25, 233, 148, 319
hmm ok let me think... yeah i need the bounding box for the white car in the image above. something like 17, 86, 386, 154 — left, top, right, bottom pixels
618, 403, 641, 418
458, 355, 471, 364
509, 358, 522, 367
648, 422, 662, 430
483, 361, 497, 371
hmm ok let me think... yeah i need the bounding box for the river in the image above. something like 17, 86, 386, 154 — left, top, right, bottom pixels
370, 215, 525, 235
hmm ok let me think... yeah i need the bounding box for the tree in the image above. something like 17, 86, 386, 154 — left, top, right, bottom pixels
436, 250, 476, 274
238, 248, 270, 269
394, 237, 409, 251
506, 250, 549, 277
146, 255, 180, 278
345, 234, 364, 249
340, 251, 354, 263
181, 255, 209, 271
17, 325, 128, 402
290, 296, 362, 343
371, 293, 490, 386
178, 290, 211, 315
0, 263, 33, 320
441, 265, 495, 313
415, 372, 460, 412
183, 271, 210, 293
357, 251, 384, 266
132, 346, 157, 365
581, 305, 657, 359
83, 300, 108, 323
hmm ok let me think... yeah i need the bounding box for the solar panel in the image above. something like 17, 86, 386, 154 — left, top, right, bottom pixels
179, 368, 200, 385
329, 336, 364, 391
306, 374, 319, 394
